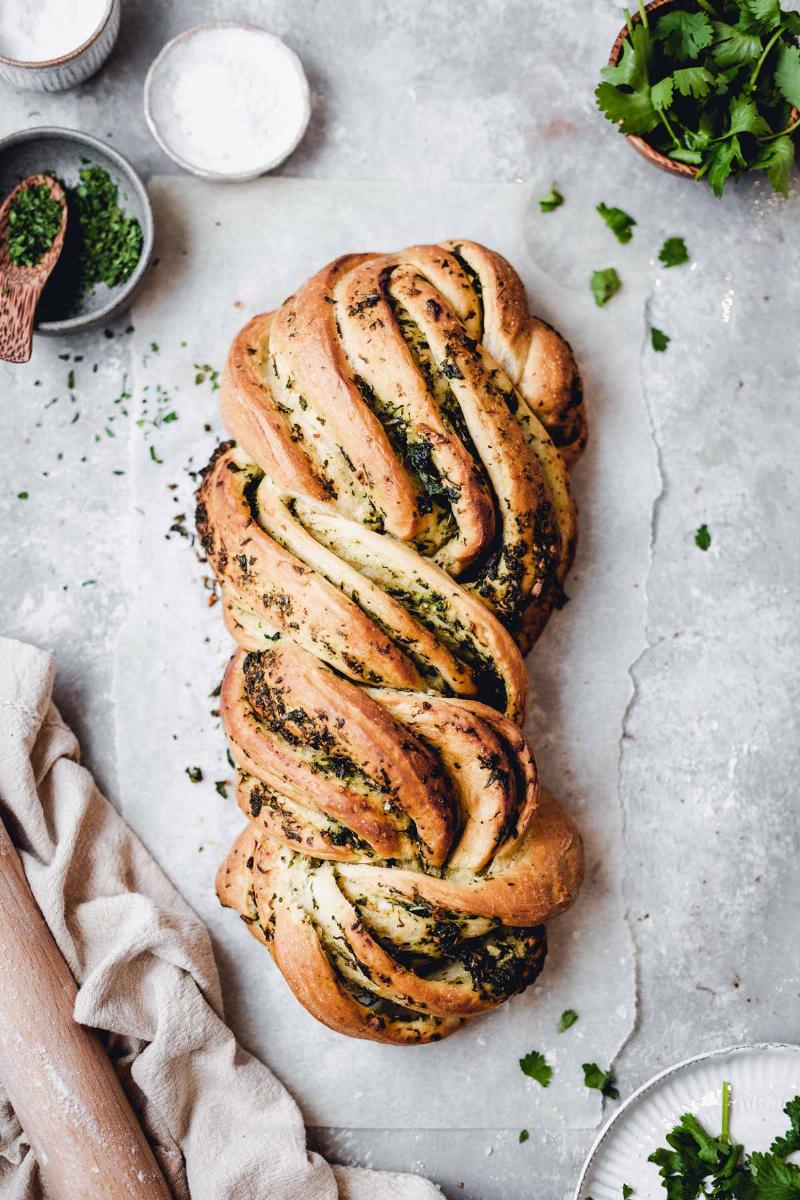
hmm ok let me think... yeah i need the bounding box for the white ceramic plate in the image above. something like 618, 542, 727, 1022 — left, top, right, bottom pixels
576, 1043, 800, 1200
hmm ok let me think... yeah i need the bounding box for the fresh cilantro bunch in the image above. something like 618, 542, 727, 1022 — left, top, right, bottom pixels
596, 0, 800, 196
649, 1084, 800, 1200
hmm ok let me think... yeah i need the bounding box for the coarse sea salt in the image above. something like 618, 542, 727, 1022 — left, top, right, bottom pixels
146, 26, 310, 179
0, 0, 107, 62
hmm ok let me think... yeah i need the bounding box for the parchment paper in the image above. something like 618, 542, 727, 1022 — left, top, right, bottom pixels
113, 177, 651, 1130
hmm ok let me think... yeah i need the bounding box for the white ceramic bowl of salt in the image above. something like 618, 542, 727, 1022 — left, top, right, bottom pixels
0, 0, 119, 91
143, 23, 311, 182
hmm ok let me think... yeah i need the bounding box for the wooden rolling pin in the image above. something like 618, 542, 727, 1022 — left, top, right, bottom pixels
0, 815, 173, 1199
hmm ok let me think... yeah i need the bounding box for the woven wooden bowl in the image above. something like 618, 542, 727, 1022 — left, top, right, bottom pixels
609, 0, 799, 178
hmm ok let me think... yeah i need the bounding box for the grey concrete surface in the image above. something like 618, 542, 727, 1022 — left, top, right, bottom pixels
1, 2, 799, 1199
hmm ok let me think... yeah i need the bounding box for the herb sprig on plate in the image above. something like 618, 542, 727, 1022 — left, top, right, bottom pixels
596, 0, 800, 196
649, 1082, 800, 1200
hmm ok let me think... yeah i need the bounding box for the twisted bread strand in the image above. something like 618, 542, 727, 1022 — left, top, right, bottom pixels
197, 241, 587, 1043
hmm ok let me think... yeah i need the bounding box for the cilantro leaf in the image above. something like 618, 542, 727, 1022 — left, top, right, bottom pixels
651, 326, 670, 351
519, 1129, 529, 1144
649, 1109, 744, 1200
705, 135, 747, 197
652, 75, 676, 111
596, 21, 659, 135
601, 21, 654, 88
656, 10, 713, 59
659, 236, 689, 267
711, 21, 762, 68
622, 1186, 634, 1200
591, 268, 622, 307
595, 81, 660, 135
582, 1062, 619, 1099
539, 185, 564, 213
727, 94, 771, 138
669, 147, 704, 164
739, 0, 782, 34
673, 66, 715, 99
695, 523, 711, 550
519, 1050, 552, 1087
775, 42, 800, 109
752, 135, 795, 197
558, 1009, 579, 1032
770, 1096, 800, 1158
596, 203, 637, 243
748, 1152, 800, 1200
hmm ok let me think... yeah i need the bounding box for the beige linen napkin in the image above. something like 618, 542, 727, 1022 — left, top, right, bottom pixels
0, 637, 443, 1200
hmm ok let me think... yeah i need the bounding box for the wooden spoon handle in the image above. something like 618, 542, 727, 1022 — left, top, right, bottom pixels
0, 271, 40, 363
0, 816, 173, 1199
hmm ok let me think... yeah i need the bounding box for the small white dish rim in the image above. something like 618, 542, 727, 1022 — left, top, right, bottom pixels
575, 1042, 800, 1200
143, 21, 311, 183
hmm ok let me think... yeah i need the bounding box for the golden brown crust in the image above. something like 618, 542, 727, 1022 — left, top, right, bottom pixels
198, 241, 588, 1044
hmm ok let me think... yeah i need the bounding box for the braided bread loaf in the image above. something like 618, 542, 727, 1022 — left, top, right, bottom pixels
197, 241, 587, 1044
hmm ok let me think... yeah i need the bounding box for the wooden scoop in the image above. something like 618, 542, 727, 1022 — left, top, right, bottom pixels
0, 814, 173, 1198
0, 173, 67, 364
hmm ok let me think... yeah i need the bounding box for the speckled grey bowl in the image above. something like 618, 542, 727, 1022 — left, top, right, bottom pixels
0, 127, 153, 335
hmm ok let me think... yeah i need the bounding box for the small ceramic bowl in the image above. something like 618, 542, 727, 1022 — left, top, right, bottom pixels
0, 127, 153, 335
609, 0, 799, 178
143, 22, 311, 181
0, 0, 120, 92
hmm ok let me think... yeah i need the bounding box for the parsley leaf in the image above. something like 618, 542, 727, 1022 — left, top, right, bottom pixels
656, 10, 714, 59
582, 1062, 619, 1099
597, 203, 636, 243
519, 1050, 552, 1087
591, 267, 622, 307
659, 237, 689, 267
695, 523, 711, 550
519, 1129, 529, 1144
651, 327, 671, 351
775, 41, 800, 108
539, 185, 564, 213
622, 1186, 634, 1200
185, 765, 203, 783
558, 1009, 579, 1032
